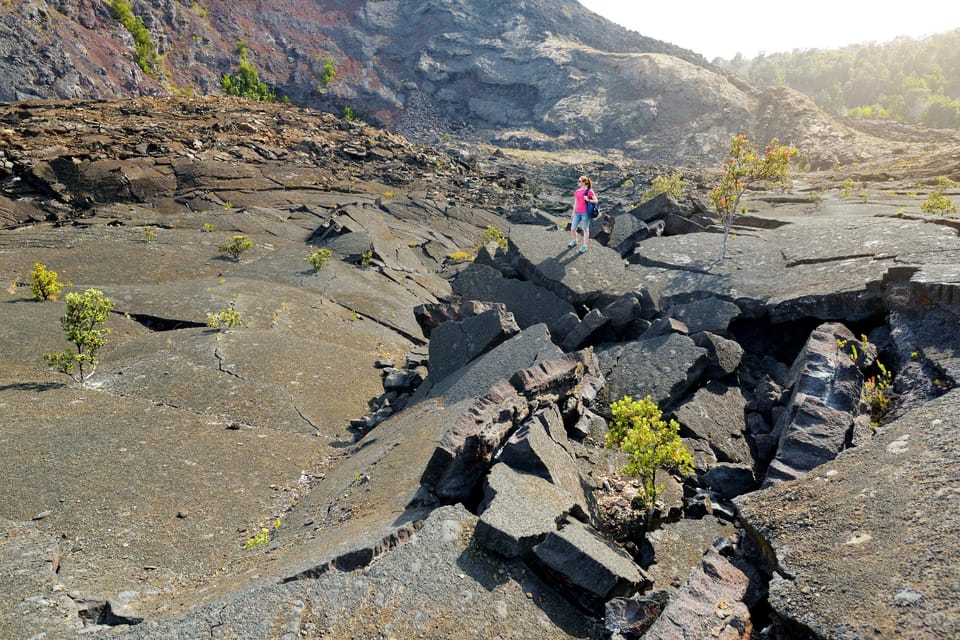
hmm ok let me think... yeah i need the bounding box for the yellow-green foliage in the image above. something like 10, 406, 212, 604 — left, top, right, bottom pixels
30, 262, 63, 301
360, 249, 374, 269
318, 53, 336, 88
243, 518, 281, 550
108, 0, 164, 78
221, 40, 277, 102
840, 178, 865, 199
863, 361, 894, 428
218, 234, 254, 260
606, 395, 694, 509
207, 304, 246, 331
481, 225, 508, 251
920, 176, 958, 215
641, 172, 686, 203
43, 289, 113, 386
306, 248, 333, 270
447, 250, 474, 262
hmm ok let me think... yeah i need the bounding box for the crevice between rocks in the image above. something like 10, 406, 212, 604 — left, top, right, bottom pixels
279, 518, 425, 583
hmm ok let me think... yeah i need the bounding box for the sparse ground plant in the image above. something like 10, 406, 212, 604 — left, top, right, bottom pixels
218, 234, 254, 261
270, 301, 287, 329
342, 106, 362, 122
708, 135, 797, 262
306, 248, 333, 270
863, 361, 894, 428
920, 176, 958, 215
43, 288, 113, 386
840, 179, 866, 199
641, 172, 686, 203
141, 226, 157, 242
481, 225, 508, 251
243, 518, 281, 550
605, 395, 694, 510
360, 249, 374, 269
447, 250, 474, 262
30, 262, 64, 301
202, 222, 216, 233
207, 303, 246, 331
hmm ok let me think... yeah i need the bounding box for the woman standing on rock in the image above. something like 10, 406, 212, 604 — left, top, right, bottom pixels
568, 175, 597, 254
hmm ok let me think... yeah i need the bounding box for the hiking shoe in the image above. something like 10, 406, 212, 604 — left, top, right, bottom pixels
578, 245, 588, 254
568, 240, 577, 248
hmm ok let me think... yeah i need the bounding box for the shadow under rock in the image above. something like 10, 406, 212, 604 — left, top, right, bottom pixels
455, 541, 601, 636
0, 381, 67, 392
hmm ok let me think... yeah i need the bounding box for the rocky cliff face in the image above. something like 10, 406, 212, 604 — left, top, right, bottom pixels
0, 0, 909, 168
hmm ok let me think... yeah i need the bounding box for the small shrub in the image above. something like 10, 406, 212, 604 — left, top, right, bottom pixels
641, 172, 686, 203
318, 53, 336, 88
108, 0, 164, 78
202, 222, 216, 233
243, 518, 281, 550
863, 360, 894, 428
920, 176, 958, 215
306, 248, 334, 270
342, 106, 362, 122
221, 40, 277, 102
218, 234, 254, 261
481, 225, 508, 251
30, 262, 63, 301
447, 250, 474, 262
141, 226, 157, 242
605, 395, 694, 509
207, 304, 246, 331
43, 289, 113, 386
359, 249, 374, 269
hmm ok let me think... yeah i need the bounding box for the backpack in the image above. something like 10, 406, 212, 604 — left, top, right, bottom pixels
586, 190, 600, 218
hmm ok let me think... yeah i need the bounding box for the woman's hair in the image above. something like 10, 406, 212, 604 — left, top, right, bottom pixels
579, 176, 592, 189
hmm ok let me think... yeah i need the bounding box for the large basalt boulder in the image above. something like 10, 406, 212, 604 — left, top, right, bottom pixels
599, 332, 710, 412
532, 519, 651, 615
763, 322, 864, 486
427, 305, 520, 384
451, 262, 576, 337
673, 381, 753, 466
475, 463, 585, 559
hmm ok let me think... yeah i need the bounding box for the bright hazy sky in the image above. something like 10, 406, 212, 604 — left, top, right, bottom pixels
577, 1, 960, 60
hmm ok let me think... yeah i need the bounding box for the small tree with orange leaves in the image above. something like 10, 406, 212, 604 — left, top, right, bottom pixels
709, 135, 797, 262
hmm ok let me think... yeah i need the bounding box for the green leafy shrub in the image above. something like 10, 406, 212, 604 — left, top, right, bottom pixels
221, 40, 277, 102
44, 289, 113, 386
447, 250, 474, 262
30, 262, 63, 301
306, 248, 333, 270
108, 0, 163, 78
605, 395, 694, 509
481, 225, 508, 251
318, 53, 336, 88
207, 304, 246, 331
243, 519, 281, 550
863, 361, 894, 428
342, 106, 362, 122
920, 176, 958, 215
360, 249, 374, 269
218, 234, 254, 261
641, 172, 686, 203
